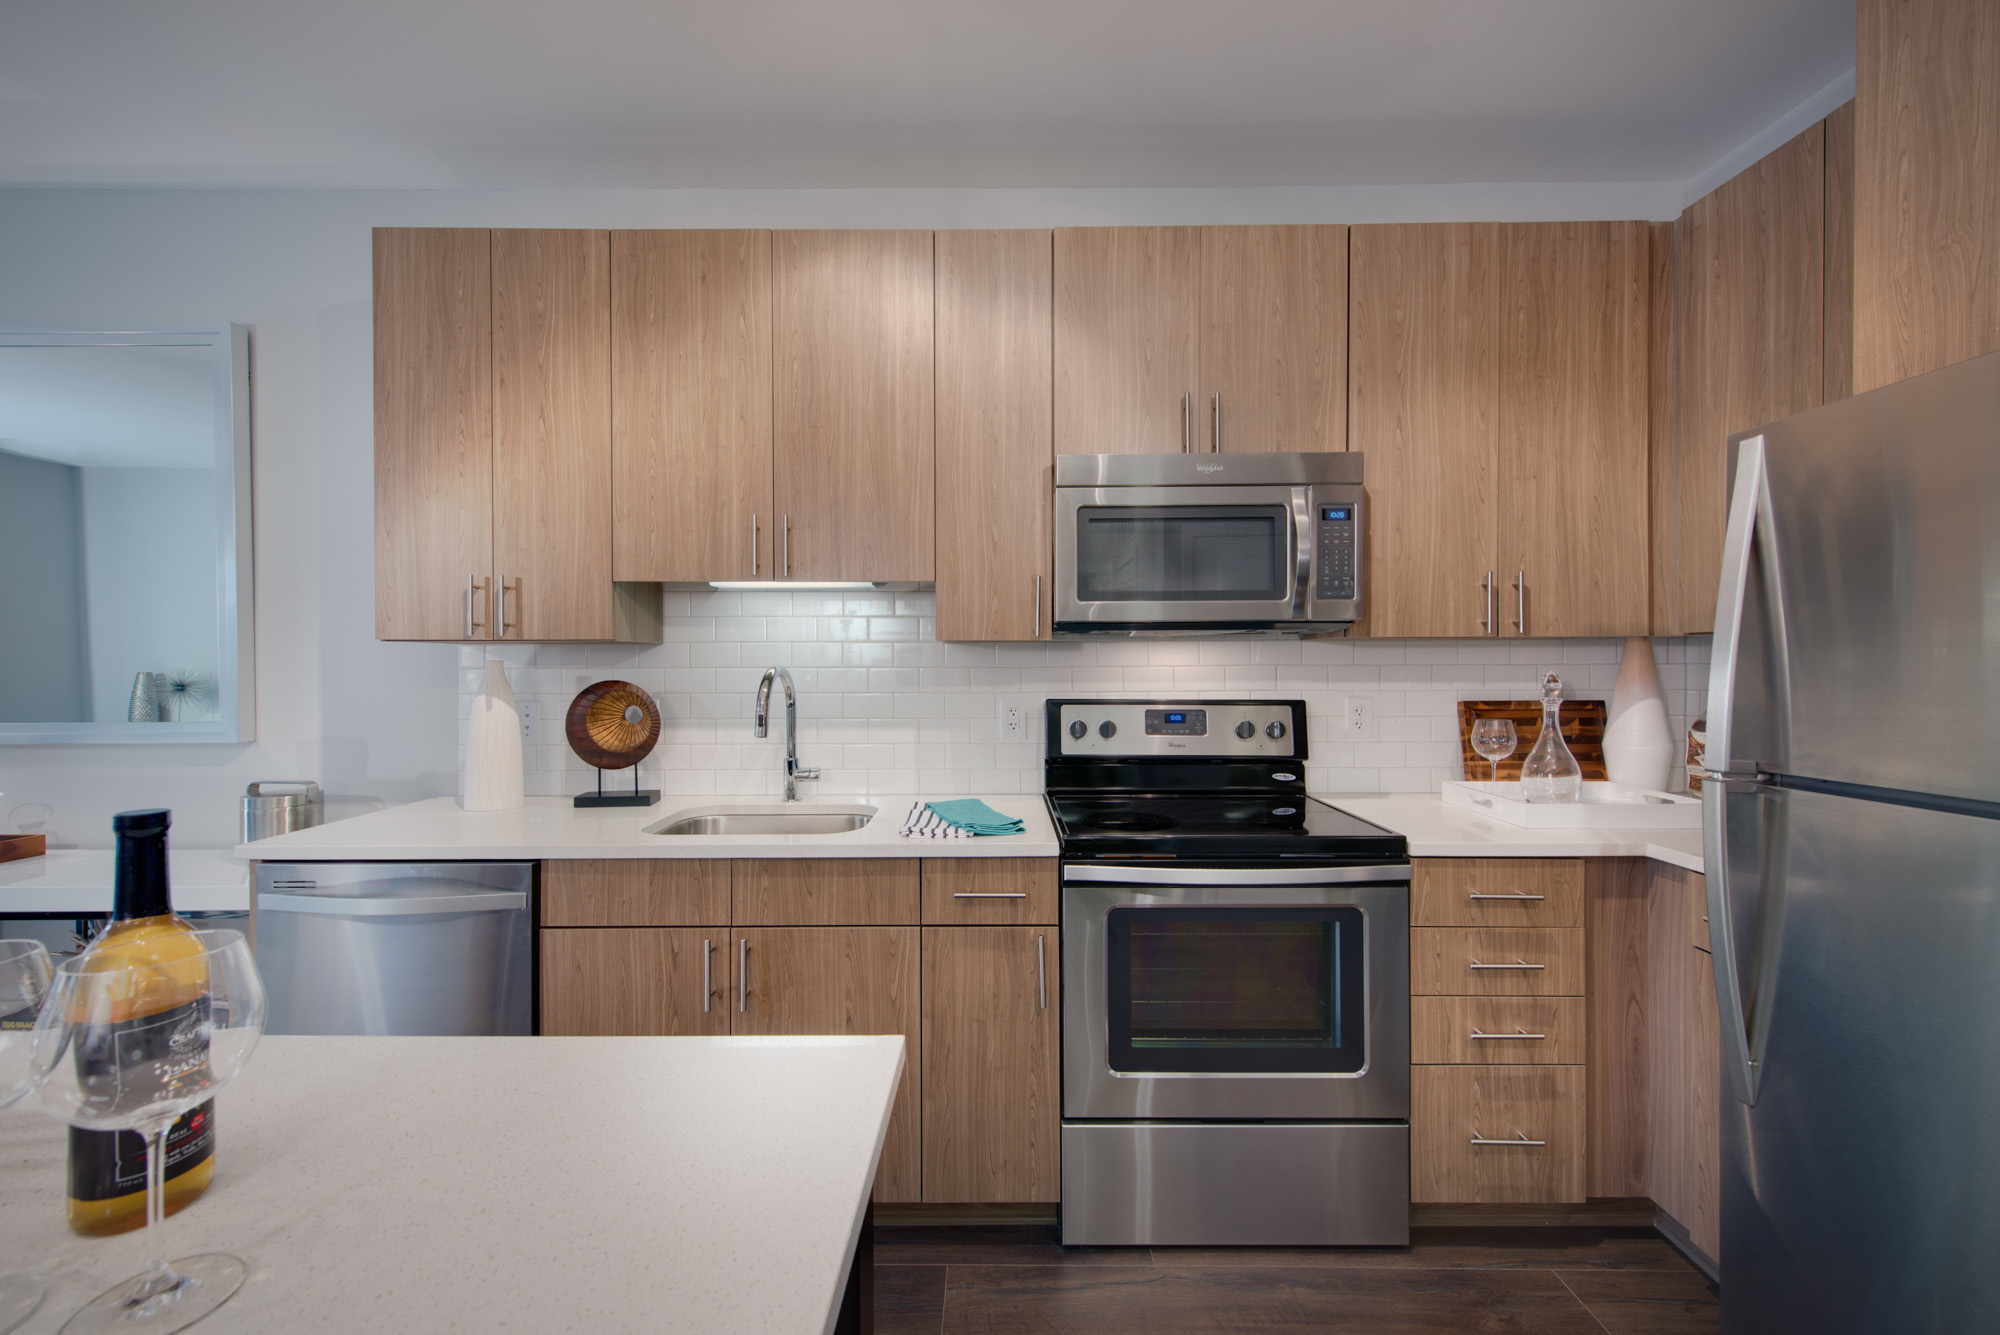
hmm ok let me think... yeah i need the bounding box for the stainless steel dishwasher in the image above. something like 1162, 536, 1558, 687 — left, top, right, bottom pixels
254, 862, 533, 1035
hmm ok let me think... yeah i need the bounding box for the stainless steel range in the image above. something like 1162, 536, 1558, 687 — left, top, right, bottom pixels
1046, 699, 1411, 1247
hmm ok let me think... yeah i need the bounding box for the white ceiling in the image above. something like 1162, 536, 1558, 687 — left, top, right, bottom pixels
0, 0, 1855, 190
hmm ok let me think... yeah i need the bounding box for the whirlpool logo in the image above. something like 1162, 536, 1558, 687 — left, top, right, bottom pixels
1194, 463, 1225, 474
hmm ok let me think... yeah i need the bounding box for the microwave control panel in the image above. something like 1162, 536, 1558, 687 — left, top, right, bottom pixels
1317, 505, 1357, 600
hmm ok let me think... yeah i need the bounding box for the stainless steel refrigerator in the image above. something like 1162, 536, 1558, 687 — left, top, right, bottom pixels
1705, 348, 2000, 1334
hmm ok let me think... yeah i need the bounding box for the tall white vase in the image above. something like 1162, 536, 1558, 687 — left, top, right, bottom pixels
464, 659, 524, 812
1603, 637, 1674, 792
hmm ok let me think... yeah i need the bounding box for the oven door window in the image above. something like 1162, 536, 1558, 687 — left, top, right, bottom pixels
1105, 906, 1366, 1074
1074, 505, 1289, 602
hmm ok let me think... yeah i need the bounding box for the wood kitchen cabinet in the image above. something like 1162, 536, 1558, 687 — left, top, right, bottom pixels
373, 227, 660, 643
772, 230, 935, 582
1054, 225, 1347, 457
1349, 222, 1649, 639
1645, 861, 1721, 1264
922, 927, 1060, 1203
540, 929, 730, 1036
735, 925, 923, 1203
611, 229, 774, 582
935, 230, 1055, 642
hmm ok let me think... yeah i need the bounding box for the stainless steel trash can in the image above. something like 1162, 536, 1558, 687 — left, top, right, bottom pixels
241, 781, 324, 842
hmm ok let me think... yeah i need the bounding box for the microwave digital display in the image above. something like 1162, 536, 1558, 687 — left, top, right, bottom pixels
1323, 506, 1351, 521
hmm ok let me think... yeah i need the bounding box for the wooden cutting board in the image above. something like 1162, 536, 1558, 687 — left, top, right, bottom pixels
1457, 700, 1608, 782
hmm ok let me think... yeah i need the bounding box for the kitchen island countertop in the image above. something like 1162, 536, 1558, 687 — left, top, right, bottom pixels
0, 1034, 902, 1335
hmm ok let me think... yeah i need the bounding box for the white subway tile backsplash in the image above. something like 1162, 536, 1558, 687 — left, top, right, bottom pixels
464, 593, 1705, 802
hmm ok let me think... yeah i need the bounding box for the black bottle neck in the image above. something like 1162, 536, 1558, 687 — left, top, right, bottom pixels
112, 828, 173, 921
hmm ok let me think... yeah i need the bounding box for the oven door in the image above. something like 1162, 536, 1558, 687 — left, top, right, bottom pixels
1055, 484, 1311, 628
1062, 865, 1409, 1121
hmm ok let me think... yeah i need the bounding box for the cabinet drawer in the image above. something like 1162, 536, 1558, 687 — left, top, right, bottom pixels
1412, 859, 1584, 927
731, 859, 919, 925
1411, 1065, 1585, 1203
541, 860, 729, 927
1410, 927, 1584, 996
922, 858, 1058, 925
1411, 996, 1587, 1064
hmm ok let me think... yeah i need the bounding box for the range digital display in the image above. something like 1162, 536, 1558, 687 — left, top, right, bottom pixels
1144, 709, 1207, 736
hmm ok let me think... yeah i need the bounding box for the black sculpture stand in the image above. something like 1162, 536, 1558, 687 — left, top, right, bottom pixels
573, 766, 661, 808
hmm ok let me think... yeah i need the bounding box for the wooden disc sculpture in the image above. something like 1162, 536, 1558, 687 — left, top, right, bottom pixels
565, 680, 662, 806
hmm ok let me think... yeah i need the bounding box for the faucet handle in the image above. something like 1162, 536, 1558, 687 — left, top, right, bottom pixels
795, 766, 821, 782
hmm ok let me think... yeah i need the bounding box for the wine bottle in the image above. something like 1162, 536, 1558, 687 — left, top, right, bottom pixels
66, 809, 217, 1237
1520, 673, 1583, 804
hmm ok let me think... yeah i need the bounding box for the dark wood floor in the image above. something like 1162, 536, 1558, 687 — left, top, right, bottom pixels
876, 1225, 1718, 1334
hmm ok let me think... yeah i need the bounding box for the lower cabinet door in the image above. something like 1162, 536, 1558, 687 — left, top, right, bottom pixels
1412, 1065, 1586, 1203
921, 927, 1060, 1203
1690, 946, 1722, 1258
734, 927, 923, 1202
539, 928, 729, 1036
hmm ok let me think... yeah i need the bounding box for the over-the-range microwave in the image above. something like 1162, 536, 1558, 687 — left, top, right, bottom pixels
1053, 452, 1364, 638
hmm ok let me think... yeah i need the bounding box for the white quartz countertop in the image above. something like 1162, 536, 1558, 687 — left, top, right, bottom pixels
0, 1034, 903, 1335
1326, 794, 1705, 873
235, 794, 1058, 862
0, 848, 249, 915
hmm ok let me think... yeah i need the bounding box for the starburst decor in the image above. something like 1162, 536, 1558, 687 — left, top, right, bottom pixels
160, 669, 215, 723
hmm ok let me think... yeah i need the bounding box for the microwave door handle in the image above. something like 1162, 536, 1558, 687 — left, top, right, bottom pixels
1291, 489, 1313, 621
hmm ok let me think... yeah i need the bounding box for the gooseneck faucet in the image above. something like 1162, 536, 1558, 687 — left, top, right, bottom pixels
754, 666, 820, 801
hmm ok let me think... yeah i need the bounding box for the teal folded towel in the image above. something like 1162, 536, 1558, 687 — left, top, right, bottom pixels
925, 798, 1025, 836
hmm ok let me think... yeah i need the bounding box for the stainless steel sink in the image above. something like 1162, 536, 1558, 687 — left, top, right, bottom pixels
644, 804, 877, 836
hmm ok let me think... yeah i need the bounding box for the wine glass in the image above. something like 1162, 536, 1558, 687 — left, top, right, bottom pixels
31, 930, 265, 1335
0, 939, 56, 1334
1470, 718, 1519, 784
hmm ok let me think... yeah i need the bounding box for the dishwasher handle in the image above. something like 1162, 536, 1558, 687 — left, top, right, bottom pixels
257, 891, 527, 917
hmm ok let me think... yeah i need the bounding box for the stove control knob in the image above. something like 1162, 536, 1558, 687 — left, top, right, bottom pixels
1266, 720, 1287, 740
1235, 721, 1256, 739
1068, 719, 1087, 740
1099, 720, 1117, 739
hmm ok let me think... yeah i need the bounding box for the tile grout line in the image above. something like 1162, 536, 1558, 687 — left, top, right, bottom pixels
1551, 1269, 1617, 1335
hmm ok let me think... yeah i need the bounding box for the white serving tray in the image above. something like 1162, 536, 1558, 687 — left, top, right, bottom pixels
1441, 781, 1703, 828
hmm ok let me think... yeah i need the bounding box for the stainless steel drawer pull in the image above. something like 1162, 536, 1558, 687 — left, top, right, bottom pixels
1469, 958, 1545, 970
1470, 1132, 1546, 1147
1470, 1028, 1547, 1041
1037, 934, 1047, 1011
1182, 392, 1192, 453
703, 938, 712, 1014
750, 514, 758, 577
1468, 892, 1545, 901
1033, 574, 1042, 639
954, 892, 1028, 899
737, 939, 748, 1014
465, 575, 475, 639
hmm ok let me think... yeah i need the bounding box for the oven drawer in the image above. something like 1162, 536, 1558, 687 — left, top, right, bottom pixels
1411, 1065, 1585, 1203
1411, 859, 1584, 928
1410, 927, 1583, 996
1411, 996, 1587, 1064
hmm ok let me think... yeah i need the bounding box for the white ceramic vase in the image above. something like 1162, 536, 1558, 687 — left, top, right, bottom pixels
1603, 636, 1674, 792
464, 659, 524, 812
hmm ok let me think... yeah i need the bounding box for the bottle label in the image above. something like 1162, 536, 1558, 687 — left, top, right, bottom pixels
68, 1099, 216, 1201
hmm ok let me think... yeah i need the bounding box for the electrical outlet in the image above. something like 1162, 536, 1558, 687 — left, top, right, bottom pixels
1344, 697, 1374, 739
518, 699, 538, 744
999, 697, 1028, 740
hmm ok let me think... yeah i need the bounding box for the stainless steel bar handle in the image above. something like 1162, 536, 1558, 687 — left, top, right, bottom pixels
1470, 1132, 1546, 1147
1481, 571, 1494, 635
781, 517, 790, 578
737, 938, 747, 1014
500, 579, 519, 638
465, 575, 475, 638
1182, 392, 1191, 453
1468, 892, 1545, 902
1037, 935, 1047, 1011
1470, 1028, 1547, 1041
751, 514, 758, 577
953, 892, 1028, 899
703, 938, 712, 1013
1033, 575, 1042, 639
1212, 392, 1221, 452
1512, 571, 1525, 634
1469, 958, 1545, 970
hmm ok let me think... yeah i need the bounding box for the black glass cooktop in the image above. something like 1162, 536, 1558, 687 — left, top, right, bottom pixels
1047, 793, 1406, 862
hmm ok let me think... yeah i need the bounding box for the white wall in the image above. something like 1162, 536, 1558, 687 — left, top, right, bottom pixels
0, 182, 1702, 850
80, 467, 220, 723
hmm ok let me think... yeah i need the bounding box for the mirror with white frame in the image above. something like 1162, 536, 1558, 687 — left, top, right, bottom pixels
0, 325, 253, 743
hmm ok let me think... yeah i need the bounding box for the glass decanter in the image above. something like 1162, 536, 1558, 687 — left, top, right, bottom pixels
1520, 672, 1582, 803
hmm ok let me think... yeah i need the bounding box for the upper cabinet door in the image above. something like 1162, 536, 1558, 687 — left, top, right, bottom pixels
773, 231, 936, 582
1348, 224, 1501, 638
374, 228, 493, 641
936, 230, 1054, 643
1497, 222, 1651, 638
1200, 225, 1348, 453
611, 230, 773, 583
492, 229, 616, 640
1054, 227, 1200, 454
